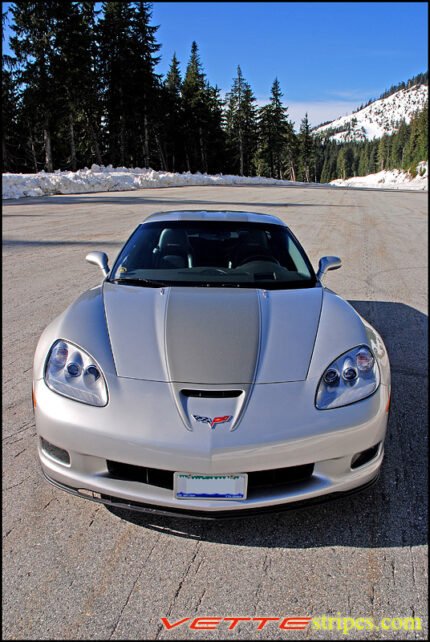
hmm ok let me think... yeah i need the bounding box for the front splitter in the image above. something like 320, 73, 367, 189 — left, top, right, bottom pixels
42, 469, 380, 521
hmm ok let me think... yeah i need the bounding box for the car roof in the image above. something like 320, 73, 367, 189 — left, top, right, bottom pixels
142, 210, 287, 227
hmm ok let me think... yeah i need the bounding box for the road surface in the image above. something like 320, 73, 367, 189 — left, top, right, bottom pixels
3, 184, 428, 639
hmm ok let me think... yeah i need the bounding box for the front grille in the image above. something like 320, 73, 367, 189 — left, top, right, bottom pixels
107, 461, 173, 489
106, 461, 314, 493
247, 464, 314, 489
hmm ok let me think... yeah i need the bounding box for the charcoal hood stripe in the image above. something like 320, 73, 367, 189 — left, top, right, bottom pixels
165, 288, 260, 385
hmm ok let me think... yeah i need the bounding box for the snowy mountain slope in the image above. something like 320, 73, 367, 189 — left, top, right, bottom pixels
313, 84, 428, 142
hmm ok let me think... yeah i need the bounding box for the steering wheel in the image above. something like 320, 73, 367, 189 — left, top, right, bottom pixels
237, 255, 280, 267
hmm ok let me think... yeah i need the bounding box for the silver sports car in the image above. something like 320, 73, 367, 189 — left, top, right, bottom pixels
33, 210, 391, 518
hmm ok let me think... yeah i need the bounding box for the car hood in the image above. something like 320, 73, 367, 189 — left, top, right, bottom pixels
103, 283, 323, 384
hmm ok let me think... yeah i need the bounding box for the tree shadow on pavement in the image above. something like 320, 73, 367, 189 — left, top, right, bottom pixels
2, 239, 122, 248
3, 195, 356, 208
106, 300, 427, 549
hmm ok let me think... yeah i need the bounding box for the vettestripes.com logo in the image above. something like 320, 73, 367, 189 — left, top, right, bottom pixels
160, 615, 423, 634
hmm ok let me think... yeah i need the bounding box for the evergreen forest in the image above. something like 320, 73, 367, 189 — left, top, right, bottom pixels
2, 3, 428, 182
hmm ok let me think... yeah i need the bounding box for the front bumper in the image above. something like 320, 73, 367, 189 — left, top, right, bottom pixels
34, 375, 389, 516
42, 468, 381, 520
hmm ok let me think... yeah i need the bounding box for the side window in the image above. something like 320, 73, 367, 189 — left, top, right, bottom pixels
287, 237, 310, 275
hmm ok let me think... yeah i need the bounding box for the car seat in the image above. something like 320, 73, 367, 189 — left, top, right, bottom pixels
153, 228, 194, 269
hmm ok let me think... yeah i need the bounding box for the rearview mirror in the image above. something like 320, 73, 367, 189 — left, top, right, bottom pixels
86, 251, 109, 277
316, 256, 342, 282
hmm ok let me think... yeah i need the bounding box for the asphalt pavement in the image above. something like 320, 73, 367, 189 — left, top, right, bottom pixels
2, 184, 428, 639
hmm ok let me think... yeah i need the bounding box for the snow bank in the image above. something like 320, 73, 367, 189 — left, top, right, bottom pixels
330, 162, 428, 191
3, 162, 427, 200
2, 165, 307, 200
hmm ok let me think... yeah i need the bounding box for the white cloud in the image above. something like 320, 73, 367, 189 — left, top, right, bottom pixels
255, 98, 360, 130
327, 89, 378, 100
288, 101, 360, 129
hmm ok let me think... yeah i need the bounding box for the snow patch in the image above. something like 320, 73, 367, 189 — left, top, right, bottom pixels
330, 161, 428, 190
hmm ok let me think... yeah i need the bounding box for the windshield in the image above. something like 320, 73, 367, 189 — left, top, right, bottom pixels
109, 221, 317, 289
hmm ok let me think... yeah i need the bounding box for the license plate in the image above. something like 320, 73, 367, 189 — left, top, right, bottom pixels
174, 473, 247, 500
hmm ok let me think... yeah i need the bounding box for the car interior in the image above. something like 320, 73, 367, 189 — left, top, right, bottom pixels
112, 222, 315, 287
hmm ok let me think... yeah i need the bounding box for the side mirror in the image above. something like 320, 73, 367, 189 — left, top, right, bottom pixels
86, 251, 109, 277
316, 256, 342, 282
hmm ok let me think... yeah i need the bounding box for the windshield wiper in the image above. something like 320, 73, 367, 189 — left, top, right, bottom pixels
109, 278, 171, 288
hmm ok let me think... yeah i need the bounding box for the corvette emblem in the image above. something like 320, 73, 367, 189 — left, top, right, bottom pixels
192, 414, 233, 429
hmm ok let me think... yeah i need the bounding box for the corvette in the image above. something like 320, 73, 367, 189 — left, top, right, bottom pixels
33, 210, 391, 518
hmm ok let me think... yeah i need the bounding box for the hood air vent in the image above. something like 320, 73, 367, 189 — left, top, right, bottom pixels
181, 389, 242, 399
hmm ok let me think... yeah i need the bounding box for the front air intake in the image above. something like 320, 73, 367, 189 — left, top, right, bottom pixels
40, 437, 70, 465
351, 443, 380, 469
106, 461, 314, 493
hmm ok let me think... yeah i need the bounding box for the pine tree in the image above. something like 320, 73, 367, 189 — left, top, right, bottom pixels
255, 103, 274, 177
368, 144, 377, 174
203, 83, 226, 174
336, 148, 346, 179
271, 78, 291, 179
319, 141, 339, 183
298, 113, 314, 181
10, 2, 63, 171
389, 120, 408, 168
162, 53, 184, 172
130, 2, 162, 168
225, 66, 258, 176
377, 135, 389, 171
403, 106, 428, 172
319, 158, 331, 183
255, 78, 295, 179
358, 145, 368, 176
182, 41, 224, 173
49, 2, 103, 170
80, 2, 104, 165
416, 106, 428, 164
313, 140, 326, 182
98, 2, 133, 165
282, 119, 298, 181
336, 146, 354, 179
182, 41, 208, 172
98, 2, 161, 167
2, 11, 17, 171
2, 59, 18, 172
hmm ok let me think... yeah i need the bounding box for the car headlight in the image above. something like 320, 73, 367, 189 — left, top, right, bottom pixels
316, 345, 379, 410
44, 340, 108, 407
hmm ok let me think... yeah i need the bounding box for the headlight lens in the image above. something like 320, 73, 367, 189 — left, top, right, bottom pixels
45, 340, 108, 406
316, 345, 379, 410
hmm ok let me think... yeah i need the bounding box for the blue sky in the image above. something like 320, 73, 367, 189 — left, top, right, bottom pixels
3, 2, 428, 128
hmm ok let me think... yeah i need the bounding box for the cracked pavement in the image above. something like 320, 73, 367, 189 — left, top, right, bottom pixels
2, 184, 428, 639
